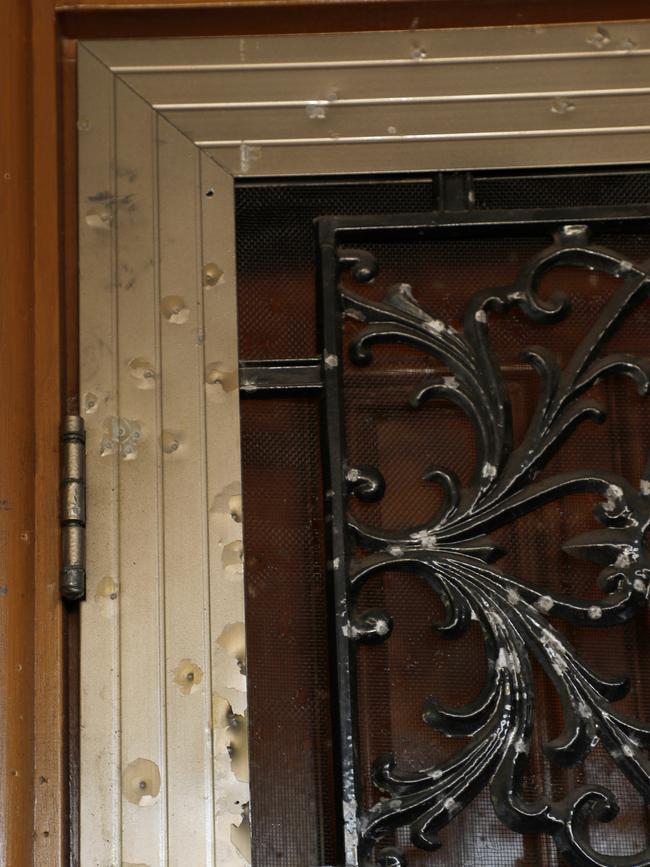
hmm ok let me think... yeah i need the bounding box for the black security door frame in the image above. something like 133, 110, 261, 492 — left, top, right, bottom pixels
240, 172, 650, 867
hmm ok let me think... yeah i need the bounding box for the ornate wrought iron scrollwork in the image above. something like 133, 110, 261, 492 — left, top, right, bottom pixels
333, 224, 650, 867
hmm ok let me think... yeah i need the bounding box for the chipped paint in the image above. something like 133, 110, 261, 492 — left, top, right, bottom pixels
239, 143, 261, 174
205, 363, 238, 395
324, 352, 339, 369
213, 694, 249, 780
425, 317, 446, 334
535, 595, 554, 613
227, 713, 248, 782
99, 416, 142, 460
85, 203, 112, 229
127, 357, 156, 390
409, 529, 437, 549
614, 547, 638, 567
577, 702, 592, 719
482, 462, 497, 481
161, 294, 190, 324
83, 392, 98, 414
173, 659, 204, 696
161, 431, 181, 454
221, 540, 244, 576
506, 588, 520, 606
202, 262, 224, 288
122, 759, 161, 807
217, 623, 247, 677
444, 797, 459, 815
94, 576, 119, 613
210, 481, 243, 523
230, 805, 251, 863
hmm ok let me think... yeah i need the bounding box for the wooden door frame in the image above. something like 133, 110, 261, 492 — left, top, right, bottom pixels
4, 1, 650, 865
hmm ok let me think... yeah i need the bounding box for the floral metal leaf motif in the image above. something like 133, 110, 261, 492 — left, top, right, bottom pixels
337, 225, 650, 867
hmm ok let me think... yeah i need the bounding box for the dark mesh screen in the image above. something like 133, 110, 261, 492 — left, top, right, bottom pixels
474, 169, 650, 211
237, 179, 436, 866
236, 178, 435, 360
237, 176, 650, 867
240, 397, 336, 866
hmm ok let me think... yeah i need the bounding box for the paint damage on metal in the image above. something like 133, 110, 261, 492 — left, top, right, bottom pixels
99, 416, 142, 460
173, 659, 204, 696
210, 481, 243, 524
122, 759, 162, 807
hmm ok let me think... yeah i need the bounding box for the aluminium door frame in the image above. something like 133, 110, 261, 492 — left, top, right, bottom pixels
78, 21, 650, 865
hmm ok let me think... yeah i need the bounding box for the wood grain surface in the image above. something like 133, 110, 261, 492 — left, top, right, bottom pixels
0, 2, 36, 865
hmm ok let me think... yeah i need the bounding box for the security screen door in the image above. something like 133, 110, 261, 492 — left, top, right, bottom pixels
78, 23, 650, 867
236, 172, 650, 867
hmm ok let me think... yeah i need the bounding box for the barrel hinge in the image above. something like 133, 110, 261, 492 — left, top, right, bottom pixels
61, 415, 86, 601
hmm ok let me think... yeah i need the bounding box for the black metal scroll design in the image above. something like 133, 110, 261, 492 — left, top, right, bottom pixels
338, 226, 650, 867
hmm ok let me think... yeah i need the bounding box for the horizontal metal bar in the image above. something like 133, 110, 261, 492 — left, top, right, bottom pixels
111, 47, 650, 75
156, 86, 650, 111
236, 174, 435, 189
87, 22, 650, 72
168, 90, 650, 153
321, 204, 650, 237
120, 55, 650, 115
198, 124, 650, 149
212, 139, 650, 179
239, 358, 323, 394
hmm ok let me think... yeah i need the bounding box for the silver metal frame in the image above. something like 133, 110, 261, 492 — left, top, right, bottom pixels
85, 21, 650, 179
78, 20, 650, 866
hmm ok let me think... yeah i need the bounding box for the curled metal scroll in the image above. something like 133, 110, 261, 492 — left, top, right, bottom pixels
337, 225, 650, 867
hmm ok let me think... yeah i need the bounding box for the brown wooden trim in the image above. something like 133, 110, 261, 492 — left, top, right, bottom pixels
57, 0, 650, 39
32, 0, 69, 864
0, 2, 36, 865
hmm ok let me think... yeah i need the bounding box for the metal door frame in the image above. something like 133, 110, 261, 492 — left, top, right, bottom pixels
78, 21, 650, 865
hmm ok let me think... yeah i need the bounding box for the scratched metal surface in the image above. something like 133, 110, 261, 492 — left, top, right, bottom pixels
79, 47, 250, 867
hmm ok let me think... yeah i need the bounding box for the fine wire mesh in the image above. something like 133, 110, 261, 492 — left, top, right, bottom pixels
237, 179, 435, 867
236, 178, 435, 360
473, 169, 650, 210
236, 173, 650, 867
240, 397, 337, 867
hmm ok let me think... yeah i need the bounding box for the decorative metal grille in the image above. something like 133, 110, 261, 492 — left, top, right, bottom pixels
318, 209, 650, 867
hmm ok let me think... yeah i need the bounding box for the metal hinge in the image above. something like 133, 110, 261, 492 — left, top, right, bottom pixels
60, 416, 86, 601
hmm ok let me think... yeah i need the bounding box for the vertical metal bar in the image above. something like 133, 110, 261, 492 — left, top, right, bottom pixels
114, 76, 167, 864
318, 218, 360, 867
200, 152, 251, 865
156, 112, 217, 866
78, 45, 121, 865
438, 170, 475, 211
